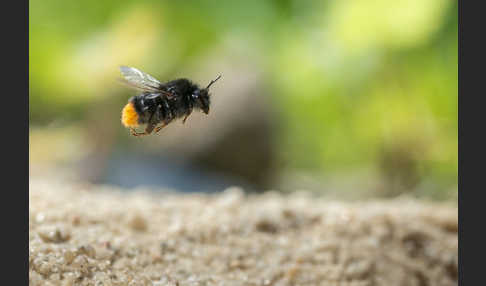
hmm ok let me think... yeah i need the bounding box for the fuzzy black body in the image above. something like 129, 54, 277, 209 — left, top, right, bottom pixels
129, 78, 210, 134
119, 66, 220, 136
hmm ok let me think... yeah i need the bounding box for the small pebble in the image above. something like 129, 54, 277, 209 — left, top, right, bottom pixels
38, 225, 71, 243
77, 245, 96, 258
129, 214, 148, 232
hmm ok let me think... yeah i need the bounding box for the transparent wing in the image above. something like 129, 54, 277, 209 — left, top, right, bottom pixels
118, 78, 161, 92
119, 66, 162, 92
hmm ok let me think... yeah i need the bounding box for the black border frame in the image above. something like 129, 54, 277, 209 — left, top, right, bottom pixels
4, 0, 29, 284
458, 0, 480, 285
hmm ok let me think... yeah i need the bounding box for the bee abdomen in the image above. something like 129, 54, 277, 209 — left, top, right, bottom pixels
121, 102, 139, 127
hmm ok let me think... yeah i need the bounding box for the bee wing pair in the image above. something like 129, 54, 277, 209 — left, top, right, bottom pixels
119, 66, 173, 98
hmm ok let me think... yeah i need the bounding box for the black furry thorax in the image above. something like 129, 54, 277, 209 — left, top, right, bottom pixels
130, 78, 210, 126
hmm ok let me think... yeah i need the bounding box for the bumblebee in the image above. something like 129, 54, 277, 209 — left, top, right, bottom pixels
119, 66, 221, 137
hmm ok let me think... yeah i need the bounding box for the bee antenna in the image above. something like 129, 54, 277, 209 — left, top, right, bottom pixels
206, 75, 222, 89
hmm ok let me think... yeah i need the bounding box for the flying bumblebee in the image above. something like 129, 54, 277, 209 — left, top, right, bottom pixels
119, 66, 221, 137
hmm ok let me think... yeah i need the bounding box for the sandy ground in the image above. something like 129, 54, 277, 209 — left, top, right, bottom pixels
29, 178, 457, 286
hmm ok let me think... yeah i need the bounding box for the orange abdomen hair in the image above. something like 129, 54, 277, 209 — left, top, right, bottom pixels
121, 102, 139, 127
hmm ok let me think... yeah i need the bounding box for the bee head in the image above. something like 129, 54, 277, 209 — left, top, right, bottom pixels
192, 75, 221, 115
192, 89, 210, 114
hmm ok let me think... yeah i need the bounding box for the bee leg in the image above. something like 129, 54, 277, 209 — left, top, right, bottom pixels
129, 124, 154, 137
155, 123, 167, 133
130, 129, 144, 137
129, 128, 147, 137
145, 123, 155, 135
182, 110, 192, 124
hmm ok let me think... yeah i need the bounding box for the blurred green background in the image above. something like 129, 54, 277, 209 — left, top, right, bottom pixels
29, 0, 457, 200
